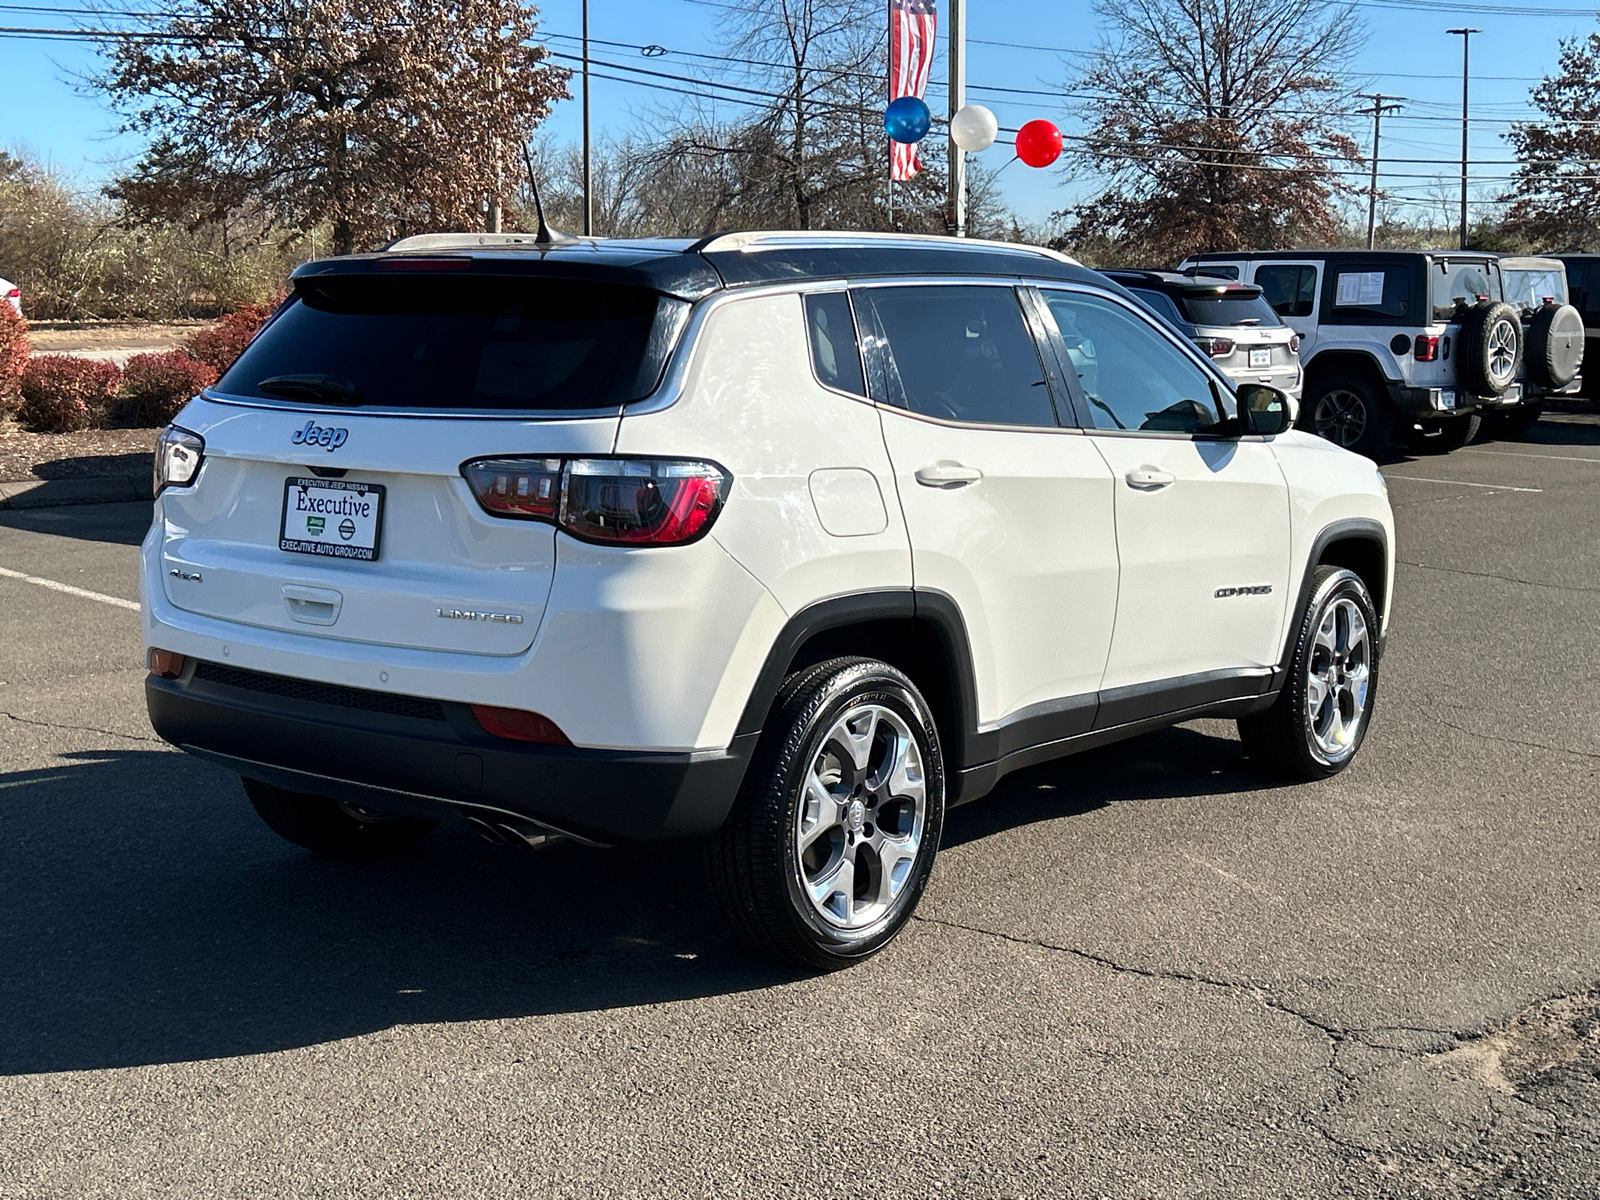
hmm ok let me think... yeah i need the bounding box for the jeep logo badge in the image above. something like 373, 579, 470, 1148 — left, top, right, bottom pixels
291, 420, 348, 450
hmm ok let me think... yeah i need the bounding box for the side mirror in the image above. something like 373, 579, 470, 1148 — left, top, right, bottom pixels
1235, 384, 1292, 436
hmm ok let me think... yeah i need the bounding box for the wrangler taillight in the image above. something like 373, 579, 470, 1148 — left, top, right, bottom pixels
1414, 334, 1440, 361
462, 456, 731, 547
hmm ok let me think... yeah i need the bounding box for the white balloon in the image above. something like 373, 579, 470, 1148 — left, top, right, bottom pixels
949, 104, 999, 153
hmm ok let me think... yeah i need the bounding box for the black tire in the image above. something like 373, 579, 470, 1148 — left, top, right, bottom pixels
1524, 303, 1584, 389
706, 657, 945, 971
1400, 412, 1481, 455
1303, 373, 1394, 457
1239, 567, 1380, 781
1486, 403, 1544, 440
1456, 301, 1522, 396
242, 777, 437, 859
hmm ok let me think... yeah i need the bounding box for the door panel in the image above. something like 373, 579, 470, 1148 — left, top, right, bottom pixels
857, 284, 1120, 733
1036, 287, 1293, 695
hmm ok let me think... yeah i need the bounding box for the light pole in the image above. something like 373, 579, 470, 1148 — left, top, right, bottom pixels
1357, 93, 1402, 250
947, 0, 966, 237
582, 0, 593, 237
1447, 27, 1480, 251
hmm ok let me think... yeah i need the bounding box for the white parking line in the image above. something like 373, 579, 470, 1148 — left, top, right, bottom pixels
1381, 474, 1543, 493
0, 565, 141, 611
1462, 448, 1600, 465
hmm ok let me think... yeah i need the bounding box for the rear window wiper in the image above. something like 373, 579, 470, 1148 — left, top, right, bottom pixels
256, 374, 364, 405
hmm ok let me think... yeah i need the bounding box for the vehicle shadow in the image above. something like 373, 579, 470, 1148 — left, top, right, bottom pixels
0, 498, 151, 547
0, 726, 1278, 1076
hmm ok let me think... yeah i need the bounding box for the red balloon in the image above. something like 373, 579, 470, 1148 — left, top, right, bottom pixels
1015, 120, 1063, 168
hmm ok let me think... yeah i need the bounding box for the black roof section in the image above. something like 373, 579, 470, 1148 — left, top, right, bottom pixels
289, 231, 1101, 300
1102, 268, 1263, 296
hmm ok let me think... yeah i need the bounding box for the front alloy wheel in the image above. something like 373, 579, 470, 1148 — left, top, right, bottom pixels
707, 657, 945, 970
1304, 594, 1372, 764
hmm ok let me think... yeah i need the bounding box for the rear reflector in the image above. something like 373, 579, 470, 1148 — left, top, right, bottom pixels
148, 648, 187, 679
471, 705, 572, 745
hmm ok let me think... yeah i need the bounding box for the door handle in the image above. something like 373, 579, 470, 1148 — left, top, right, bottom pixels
1125, 467, 1176, 491
914, 462, 984, 488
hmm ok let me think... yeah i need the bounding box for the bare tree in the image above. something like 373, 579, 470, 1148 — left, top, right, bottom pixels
95, 0, 569, 255
1058, 0, 1366, 262
1504, 30, 1600, 251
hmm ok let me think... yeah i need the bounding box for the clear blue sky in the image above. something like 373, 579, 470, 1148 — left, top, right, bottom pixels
3, 0, 1596, 228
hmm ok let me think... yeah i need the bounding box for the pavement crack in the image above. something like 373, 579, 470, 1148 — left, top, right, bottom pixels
1422, 708, 1600, 761
1395, 558, 1600, 594
1, 709, 162, 744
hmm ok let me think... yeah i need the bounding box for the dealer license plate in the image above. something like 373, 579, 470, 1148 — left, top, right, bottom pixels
280, 478, 385, 561
1249, 347, 1272, 369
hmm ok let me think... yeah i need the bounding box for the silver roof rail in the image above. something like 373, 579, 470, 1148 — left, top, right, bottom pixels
383, 233, 608, 252
691, 229, 1080, 266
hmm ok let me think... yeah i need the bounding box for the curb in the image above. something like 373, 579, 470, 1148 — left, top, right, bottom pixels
0, 475, 153, 510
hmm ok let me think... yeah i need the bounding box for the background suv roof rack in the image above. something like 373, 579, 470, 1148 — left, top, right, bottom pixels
688, 229, 1079, 266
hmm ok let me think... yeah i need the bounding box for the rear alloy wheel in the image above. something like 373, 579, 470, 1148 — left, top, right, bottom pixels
706, 657, 944, 970
1401, 412, 1481, 455
1239, 567, 1380, 780
1304, 374, 1394, 457
243, 777, 437, 858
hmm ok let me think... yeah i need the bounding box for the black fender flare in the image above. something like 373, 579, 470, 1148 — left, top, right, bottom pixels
1277, 518, 1390, 680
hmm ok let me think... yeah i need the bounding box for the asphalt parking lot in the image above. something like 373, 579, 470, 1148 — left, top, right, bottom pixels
2, 410, 1597, 1199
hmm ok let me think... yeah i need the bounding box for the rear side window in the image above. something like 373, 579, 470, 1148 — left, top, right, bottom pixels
1327, 264, 1411, 322
1563, 261, 1589, 313
1175, 292, 1282, 327
804, 292, 866, 396
1431, 259, 1502, 320
1129, 288, 1188, 329
1190, 264, 1240, 280
218, 276, 687, 411
861, 285, 1058, 427
1255, 265, 1318, 318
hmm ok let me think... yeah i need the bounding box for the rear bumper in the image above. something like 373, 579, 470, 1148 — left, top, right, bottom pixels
1388, 383, 1520, 416
1521, 374, 1583, 402
146, 663, 756, 844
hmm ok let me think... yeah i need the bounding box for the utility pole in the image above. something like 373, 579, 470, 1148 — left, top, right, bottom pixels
582, 0, 593, 237
947, 0, 966, 237
1357, 93, 1402, 249
1447, 27, 1481, 251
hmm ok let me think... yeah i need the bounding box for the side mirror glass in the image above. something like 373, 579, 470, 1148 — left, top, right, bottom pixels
1235, 384, 1292, 436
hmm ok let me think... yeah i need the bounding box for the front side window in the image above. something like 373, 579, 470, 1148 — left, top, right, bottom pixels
1326, 264, 1411, 322
804, 292, 866, 396
220, 275, 685, 411
1041, 290, 1233, 435
1431, 259, 1502, 321
860, 285, 1058, 427
1255, 265, 1318, 319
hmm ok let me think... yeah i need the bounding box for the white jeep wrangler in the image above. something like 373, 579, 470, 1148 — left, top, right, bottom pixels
142, 232, 1395, 969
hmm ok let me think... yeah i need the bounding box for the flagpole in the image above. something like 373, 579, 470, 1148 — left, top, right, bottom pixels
947, 0, 966, 237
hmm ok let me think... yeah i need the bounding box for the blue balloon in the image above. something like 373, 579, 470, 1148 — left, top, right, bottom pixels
884, 96, 932, 144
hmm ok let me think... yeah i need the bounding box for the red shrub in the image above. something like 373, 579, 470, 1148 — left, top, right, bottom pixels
0, 303, 27, 419
123, 351, 218, 426
19, 355, 123, 433
182, 302, 277, 374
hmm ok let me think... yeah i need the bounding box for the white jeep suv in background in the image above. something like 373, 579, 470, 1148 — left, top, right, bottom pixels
142, 231, 1395, 970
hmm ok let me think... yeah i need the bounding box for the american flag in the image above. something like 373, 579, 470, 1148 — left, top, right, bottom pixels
889, 0, 937, 182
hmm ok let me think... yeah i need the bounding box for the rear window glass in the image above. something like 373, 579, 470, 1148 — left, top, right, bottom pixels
1175, 292, 1282, 327
1502, 268, 1567, 314
218, 276, 687, 411
1430, 259, 1502, 321
1330, 265, 1411, 320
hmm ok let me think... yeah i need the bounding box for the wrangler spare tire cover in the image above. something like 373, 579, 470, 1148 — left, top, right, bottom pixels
1525, 302, 1585, 388
1457, 300, 1522, 396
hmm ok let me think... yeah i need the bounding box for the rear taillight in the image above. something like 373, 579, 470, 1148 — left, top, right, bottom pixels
1198, 337, 1236, 358
154, 425, 204, 493
1288, 334, 1301, 353
463, 456, 731, 547
5, 288, 18, 298
1413, 334, 1440, 362
470, 705, 571, 745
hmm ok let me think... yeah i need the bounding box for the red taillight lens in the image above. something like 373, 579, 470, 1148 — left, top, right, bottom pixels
562, 459, 726, 546
462, 456, 730, 547
1288, 334, 1301, 353
1199, 337, 1235, 358
461, 458, 562, 519
5, 288, 18, 298
1414, 334, 1440, 362
148, 648, 187, 679
470, 705, 571, 745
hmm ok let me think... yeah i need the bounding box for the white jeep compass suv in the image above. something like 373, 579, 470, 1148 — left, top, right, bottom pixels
142, 231, 1395, 970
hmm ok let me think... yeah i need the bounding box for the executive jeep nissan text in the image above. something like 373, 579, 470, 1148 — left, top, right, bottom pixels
141, 231, 1395, 969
